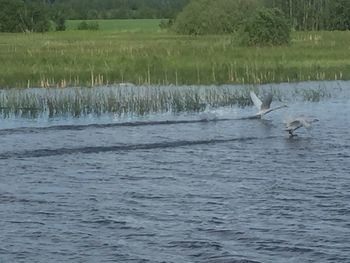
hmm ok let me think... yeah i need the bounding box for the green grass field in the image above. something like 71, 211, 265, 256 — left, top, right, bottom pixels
65, 19, 164, 31
0, 29, 350, 88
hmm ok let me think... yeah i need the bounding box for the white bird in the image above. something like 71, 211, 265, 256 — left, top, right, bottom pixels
250, 91, 287, 118
285, 116, 319, 136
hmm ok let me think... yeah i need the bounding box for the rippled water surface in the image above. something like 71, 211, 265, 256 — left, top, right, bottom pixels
0, 82, 349, 263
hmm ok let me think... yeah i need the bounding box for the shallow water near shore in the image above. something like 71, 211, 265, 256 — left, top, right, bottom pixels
0, 81, 349, 262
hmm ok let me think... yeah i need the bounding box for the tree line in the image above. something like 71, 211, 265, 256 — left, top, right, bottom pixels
172, 0, 350, 45
0, 0, 51, 32
0, 0, 349, 33
52, 0, 189, 20
0, 0, 189, 32
264, 0, 350, 30
172, 0, 350, 35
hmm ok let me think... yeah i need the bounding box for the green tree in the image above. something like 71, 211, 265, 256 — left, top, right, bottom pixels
262, 0, 350, 31
328, 0, 350, 30
23, 0, 50, 32
54, 15, 66, 31
0, 0, 51, 32
0, 0, 26, 32
173, 0, 261, 35
241, 7, 290, 46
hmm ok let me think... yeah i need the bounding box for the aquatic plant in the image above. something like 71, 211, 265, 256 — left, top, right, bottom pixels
0, 82, 345, 119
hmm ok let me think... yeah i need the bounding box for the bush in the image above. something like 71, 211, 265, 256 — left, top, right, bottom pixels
55, 17, 66, 31
77, 21, 99, 30
172, 0, 261, 35
241, 8, 290, 46
53, 10, 66, 31
159, 19, 173, 30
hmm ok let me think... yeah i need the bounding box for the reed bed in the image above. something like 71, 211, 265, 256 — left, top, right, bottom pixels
0, 82, 345, 118
0, 31, 350, 88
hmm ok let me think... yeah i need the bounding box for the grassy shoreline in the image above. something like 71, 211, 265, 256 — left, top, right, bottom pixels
0, 30, 350, 88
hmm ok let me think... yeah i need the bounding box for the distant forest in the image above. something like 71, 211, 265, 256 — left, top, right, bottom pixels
0, 0, 349, 32
47, 0, 190, 19
48, 0, 350, 31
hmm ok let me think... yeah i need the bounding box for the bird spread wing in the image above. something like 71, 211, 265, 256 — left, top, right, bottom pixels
261, 93, 272, 110
250, 91, 262, 110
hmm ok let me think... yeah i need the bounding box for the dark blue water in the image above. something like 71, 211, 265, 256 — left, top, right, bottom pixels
0, 83, 350, 262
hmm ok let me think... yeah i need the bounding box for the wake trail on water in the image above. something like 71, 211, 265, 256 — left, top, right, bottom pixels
0, 116, 258, 135
0, 136, 277, 159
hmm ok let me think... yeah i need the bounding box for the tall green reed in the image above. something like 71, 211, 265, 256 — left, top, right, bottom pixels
0, 83, 339, 118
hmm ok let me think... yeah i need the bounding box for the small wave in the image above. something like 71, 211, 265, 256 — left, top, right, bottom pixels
80, 219, 127, 225
0, 136, 276, 159
0, 194, 50, 205
203, 257, 262, 263
7, 221, 45, 225
166, 240, 222, 250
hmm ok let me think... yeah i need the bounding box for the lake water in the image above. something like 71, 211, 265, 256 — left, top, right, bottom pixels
0, 81, 349, 262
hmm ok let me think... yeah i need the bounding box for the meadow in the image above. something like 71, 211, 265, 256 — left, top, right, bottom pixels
0, 25, 350, 88
65, 19, 165, 31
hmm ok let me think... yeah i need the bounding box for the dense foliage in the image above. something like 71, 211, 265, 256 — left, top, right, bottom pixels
1, 0, 350, 33
263, 0, 350, 31
172, 0, 350, 46
241, 8, 290, 46
0, 0, 24, 32
0, 0, 50, 32
172, 0, 261, 35
0, 0, 189, 32
173, 0, 350, 36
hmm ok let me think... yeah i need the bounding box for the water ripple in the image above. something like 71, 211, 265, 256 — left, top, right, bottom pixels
0, 91, 349, 263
